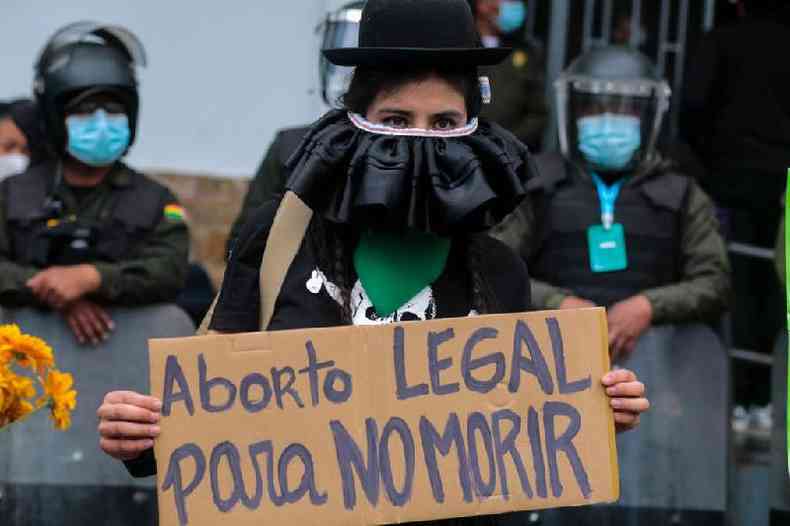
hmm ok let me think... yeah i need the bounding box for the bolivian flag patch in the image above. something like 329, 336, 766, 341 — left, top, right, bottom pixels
164, 204, 187, 223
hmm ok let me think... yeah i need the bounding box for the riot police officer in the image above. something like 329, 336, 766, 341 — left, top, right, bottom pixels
492, 44, 732, 525
468, 0, 547, 151
492, 46, 731, 359
227, 1, 365, 253
0, 22, 189, 344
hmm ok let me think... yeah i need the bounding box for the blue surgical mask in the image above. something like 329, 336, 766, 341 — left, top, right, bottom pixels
498, 1, 527, 35
576, 113, 642, 171
66, 109, 131, 167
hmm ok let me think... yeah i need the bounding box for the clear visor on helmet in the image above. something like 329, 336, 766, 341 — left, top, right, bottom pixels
318, 8, 361, 108
38, 21, 147, 69
556, 75, 671, 171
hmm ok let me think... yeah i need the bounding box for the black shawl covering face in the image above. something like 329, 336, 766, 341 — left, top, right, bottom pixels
285, 110, 534, 235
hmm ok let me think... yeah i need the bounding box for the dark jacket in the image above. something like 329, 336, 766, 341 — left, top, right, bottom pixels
683, 10, 790, 207
479, 40, 548, 151
491, 153, 731, 324
0, 160, 189, 307
226, 126, 309, 256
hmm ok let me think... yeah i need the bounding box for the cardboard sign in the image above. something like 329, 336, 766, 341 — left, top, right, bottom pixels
149, 308, 618, 526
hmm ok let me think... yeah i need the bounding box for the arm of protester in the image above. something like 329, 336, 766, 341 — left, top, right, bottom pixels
91, 192, 190, 306
97, 391, 162, 476
0, 183, 44, 307
602, 368, 648, 433
476, 235, 532, 312
210, 200, 280, 333
641, 182, 731, 324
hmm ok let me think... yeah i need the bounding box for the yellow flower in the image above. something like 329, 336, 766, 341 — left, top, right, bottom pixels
0, 325, 22, 365
0, 325, 54, 371
13, 334, 54, 372
51, 406, 72, 430
6, 397, 34, 423
0, 367, 13, 413
43, 370, 77, 431
0, 324, 23, 343
10, 373, 36, 400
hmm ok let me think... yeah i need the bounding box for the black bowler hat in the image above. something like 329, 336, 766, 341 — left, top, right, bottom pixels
323, 0, 511, 67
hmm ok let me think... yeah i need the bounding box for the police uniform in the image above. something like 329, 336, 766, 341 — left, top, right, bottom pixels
492, 45, 731, 524
0, 23, 190, 309
492, 153, 731, 323
0, 160, 189, 307
479, 40, 547, 151
492, 45, 731, 322
227, 126, 309, 253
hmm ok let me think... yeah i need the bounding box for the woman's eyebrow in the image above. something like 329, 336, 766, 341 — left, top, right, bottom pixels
431, 110, 465, 120
376, 108, 414, 117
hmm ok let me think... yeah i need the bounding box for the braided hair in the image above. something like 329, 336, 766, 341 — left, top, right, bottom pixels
307, 216, 356, 323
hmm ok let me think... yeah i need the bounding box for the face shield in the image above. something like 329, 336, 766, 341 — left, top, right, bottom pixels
36, 21, 147, 71
555, 74, 671, 172
318, 6, 362, 109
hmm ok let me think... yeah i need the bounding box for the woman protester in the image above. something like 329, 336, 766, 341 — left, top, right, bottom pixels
98, 0, 649, 522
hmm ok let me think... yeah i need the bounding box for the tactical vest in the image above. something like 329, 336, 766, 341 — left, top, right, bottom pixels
4, 162, 170, 267
529, 153, 690, 307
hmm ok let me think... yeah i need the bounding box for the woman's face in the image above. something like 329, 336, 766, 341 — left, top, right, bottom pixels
0, 117, 29, 156
365, 75, 468, 131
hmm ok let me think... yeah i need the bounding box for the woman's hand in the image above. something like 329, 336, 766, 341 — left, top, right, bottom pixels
602, 369, 649, 433
97, 391, 162, 461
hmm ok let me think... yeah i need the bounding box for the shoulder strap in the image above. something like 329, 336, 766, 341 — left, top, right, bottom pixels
196, 191, 313, 335
258, 191, 313, 330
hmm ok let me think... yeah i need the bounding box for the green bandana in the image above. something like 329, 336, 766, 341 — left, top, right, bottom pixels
353, 230, 451, 318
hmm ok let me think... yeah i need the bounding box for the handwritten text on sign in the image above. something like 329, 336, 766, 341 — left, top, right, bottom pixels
149, 309, 618, 526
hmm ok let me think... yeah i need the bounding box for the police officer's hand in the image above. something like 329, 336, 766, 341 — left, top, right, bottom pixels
98, 391, 161, 461
559, 296, 596, 309
607, 295, 653, 362
27, 264, 102, 309
62, 299, 115, 345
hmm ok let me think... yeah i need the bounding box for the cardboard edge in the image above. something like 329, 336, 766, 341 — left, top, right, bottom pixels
597, 307, 621, 502
147, 338, 166, 524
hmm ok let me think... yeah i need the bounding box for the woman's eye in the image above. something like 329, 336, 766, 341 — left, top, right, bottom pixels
434, 118, 457, 130
383, 116, 408, 128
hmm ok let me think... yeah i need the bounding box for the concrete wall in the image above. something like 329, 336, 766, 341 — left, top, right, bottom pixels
151, 171, 248, 285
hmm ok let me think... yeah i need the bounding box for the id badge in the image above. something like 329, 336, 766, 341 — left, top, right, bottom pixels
587, 224, 628, 273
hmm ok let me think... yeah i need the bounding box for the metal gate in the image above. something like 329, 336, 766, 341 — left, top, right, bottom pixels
538, 0, 718, 147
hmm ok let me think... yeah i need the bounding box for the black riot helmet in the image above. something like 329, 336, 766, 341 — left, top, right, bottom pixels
554, 46, 671, 172
33, 22, 147, 154
318, 1, 366, 109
